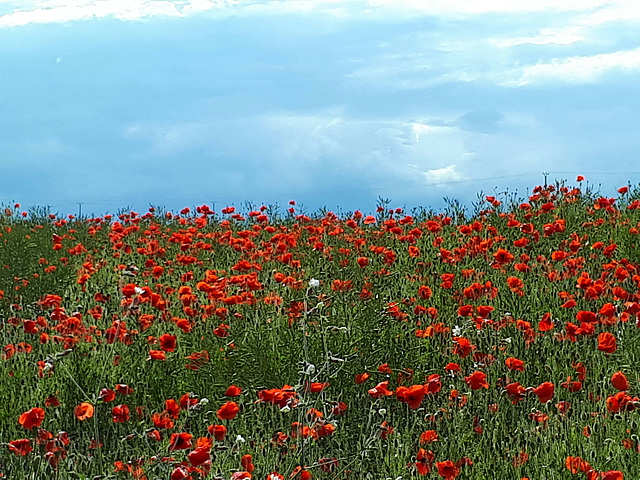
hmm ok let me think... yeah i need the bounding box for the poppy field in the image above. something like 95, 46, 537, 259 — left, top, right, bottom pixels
2, 179, 640, 480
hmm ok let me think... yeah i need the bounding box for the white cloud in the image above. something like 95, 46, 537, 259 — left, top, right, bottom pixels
368, 0, 611, 15
423, 164, 460, 185
490, 27, 585, 48
0, 1, 198, 27
505, 47, 640, 85
578, 0, 640, 25
1, 0, 630, 28
411, 123, 453, 142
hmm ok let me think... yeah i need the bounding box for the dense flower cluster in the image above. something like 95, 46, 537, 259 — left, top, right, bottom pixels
1, 180, 639, 478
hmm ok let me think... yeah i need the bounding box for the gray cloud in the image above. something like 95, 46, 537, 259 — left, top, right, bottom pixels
1, 2, 639, 215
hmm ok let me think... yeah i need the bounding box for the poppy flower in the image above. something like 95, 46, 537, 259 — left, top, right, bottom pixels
74, 402, 95, 421
331, 401, 348, 416
419, 430, 439, 444
606, 391, 639, 413
159, 334, 177, 352
99, 388, 116, 402
165, 398, 181, 418
225, 385, 242, 397
505, 357, 525, 372
379, 421, 394, 439
560, 377, 582, 393
600, 471, 624, 480
418, 285, 432, 300
115, 384, 133, 395
112, 404, 130, 423
598, 332, 617, 353
315, 423, 336, 438
416, 448, 434, 475
187, 446, 210, 467
538, 313, 554, 331
464, 371, 489, 390
611, 371, 629, 391
444, 363, 461, 374
208, 424, 227, 441
355, 373, 370, 384
18, 407, 45, 430
45, 395, 60, 407
565, 456, 591, 474
8, 439, 32, 456
217, 401, 240, 420
436, 460, 460, 480
152, 412, 174, 429
368, 381, 394, 398
169, 432, 193, 451
396, 385, 425, 410
241, 454, 255, 472
357, 257, 369, 268
532, 382, 555, 403
171, 466, 190, 480
424, 374, 443, 394
148, 350, 166, 361
305, 382, 329, 393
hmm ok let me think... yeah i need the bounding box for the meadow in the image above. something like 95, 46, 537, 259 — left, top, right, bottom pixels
0, 179, 638, 480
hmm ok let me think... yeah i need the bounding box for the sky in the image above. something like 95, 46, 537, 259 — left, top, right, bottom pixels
1, 0, 640, 217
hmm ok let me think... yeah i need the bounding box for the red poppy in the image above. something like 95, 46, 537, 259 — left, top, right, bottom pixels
396, 385, 425, 410
598, 332, 617, 353
418, 285, 432, 300
115, 384, 133, 395
565, 456, 591, 474
505, 357, 525, 372
355, 373, 370, 384
187, 446, 210, 467
148, 350, 166, 361
112, 404, 130, 423
99, 388, 116, 402
444, 363, 461, 374
424, 374, 443, 394
305, 382, 329, 393
538, 313, 554, 331
612, 371, 629, 391
225, 385, 242, 397
8, 439, 32, 456
532, 382, 555, 403
600, 471, 624, 480
159, 334, 177, 352
606, 391, 639, 413
18, 407, 45, 430
416, 448, 434, 475
464, 371, 489, 390
241, 454, 255, 472
419, 430, 439, 444
436, 460, 461, 479
74, 402, 95, 421
45, 395, 60, 407
368, 381, 394, 398
165, 398, 181, 418
217, 401, 240, 420
169, 432, 193, 451
208, 424, 227, 441
560, 377, 582, 393
152, 412, 174, 429
357, 257, 369, 268
179, 393, 199, 410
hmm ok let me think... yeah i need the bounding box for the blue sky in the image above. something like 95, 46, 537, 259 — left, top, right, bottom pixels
1, 0, 640, 217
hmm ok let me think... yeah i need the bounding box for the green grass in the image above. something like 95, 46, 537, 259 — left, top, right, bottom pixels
0, 182, 639, 479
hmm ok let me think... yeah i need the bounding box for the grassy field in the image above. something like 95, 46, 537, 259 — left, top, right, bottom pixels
0, 180, 638, 479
